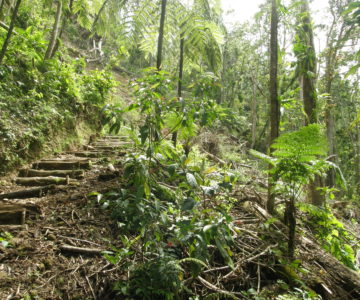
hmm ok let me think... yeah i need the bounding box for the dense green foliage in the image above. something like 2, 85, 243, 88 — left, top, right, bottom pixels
0, 2, 115, 172
0, 0, 359, 298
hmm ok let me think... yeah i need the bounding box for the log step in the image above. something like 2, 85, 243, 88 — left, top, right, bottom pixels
0, 205, 26, 225
97, 139, 127, 143
91, 146, 119, 151
33, 160, 91, 170
68, 152, 102, 158
103, 135, 127, 140
16, 176, 75, 186
91, 141, 131, 146
91, 145, 132, 151
0, 185, 56, 200
19, 169, 84, 179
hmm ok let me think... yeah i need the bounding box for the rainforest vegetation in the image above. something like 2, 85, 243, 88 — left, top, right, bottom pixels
0, 0, 359, 299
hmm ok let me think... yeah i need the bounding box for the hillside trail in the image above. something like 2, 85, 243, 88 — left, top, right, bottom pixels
0, 70, 360, 298
0, 135, 131, 299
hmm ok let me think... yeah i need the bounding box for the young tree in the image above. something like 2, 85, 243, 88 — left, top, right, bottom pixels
0, 0, 21, 64
267, 0, 280, 214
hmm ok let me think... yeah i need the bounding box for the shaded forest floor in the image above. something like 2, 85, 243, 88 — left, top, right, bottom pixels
0, 137, 131, 299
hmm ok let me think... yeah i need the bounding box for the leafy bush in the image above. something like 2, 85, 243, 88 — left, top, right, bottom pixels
81, 70, 115, 104
299, 203, 358, 269
0, 24, 114, 173
127, 256, 183, 300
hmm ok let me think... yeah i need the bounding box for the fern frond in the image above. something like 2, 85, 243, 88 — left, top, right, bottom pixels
272, 124, 328, 161
178, 257, 208, 268
204, 292, 238, 300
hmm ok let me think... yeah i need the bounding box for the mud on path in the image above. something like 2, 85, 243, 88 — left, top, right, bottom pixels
0, 136, 131, 300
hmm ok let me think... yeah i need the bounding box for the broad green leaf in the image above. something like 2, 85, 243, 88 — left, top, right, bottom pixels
186, 173, 198, 188
181, 197, 197, 211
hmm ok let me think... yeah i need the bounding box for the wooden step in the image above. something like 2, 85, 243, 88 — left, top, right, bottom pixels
103, 135, 127, 140
0, 205, 26, 225
0, 185, 56, 200
91, 142, 126, 146
91, 146, 119, 151
16, 176, 75, 186
19, 169, 84, 179
68, 151, 102, 158
97, 139, 127, 143
33, 160, 91, 170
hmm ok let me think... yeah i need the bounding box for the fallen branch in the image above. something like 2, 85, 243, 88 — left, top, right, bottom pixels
203, 150, 227, 166
0, 21, 17, 34
198, 276, 242, 299
223, 243, 278, 279
85, 276, 97, 300
58, 235, 102, 247
59, 244, 105, 256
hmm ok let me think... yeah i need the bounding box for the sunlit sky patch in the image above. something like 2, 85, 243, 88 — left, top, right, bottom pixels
221, 0, 329, 25
221, 0, 330, 51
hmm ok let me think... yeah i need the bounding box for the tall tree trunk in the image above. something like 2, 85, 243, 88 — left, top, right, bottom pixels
0, 0, 21, 65
298, 0, 325, 206
300, 1, 317, 125
156, 0, 167, 70
267, 0, 280, 214
45, 0, 63, 60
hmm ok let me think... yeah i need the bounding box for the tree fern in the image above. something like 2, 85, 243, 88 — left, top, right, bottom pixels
271, 124, 328, 162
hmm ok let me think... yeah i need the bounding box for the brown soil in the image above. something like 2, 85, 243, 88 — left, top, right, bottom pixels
0, 139, 127, 300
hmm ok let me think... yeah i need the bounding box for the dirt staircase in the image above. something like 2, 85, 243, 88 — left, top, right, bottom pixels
0, 135, 130, 227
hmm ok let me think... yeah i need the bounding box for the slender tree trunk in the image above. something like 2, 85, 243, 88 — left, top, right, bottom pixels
0, 0, 21, 65
267, 0, 280, 214
325, 75, 336, 186
287, 195, 296, 259
298, 0, 325, 206
171, 36, 184, 147
250, 77, 257, 149
156, 0, 167, 70
51, 15, 66, 59
324, 19, 353, 187
324, 18, 337, 188
45, 0, 63, 60
177, 37, 184, 98
91, 0, 110, 32
356, 125, 360, 195
0, 0, 5, 21
51, 0, 75, 58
